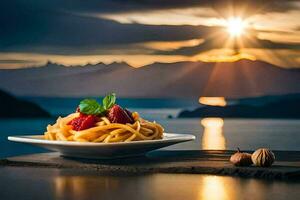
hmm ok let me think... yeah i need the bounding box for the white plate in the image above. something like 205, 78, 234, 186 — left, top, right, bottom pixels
8, 133, 195, 159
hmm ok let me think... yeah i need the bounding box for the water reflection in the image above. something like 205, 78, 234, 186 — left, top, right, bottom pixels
52, 172, 235, 200
54, 175, 120, 199
199, 176, 234, 200
1, 167, 299, 200
201, 118, 226, 150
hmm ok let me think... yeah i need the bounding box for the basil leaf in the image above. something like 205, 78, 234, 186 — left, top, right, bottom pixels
78, 93, 116, 115
79, 99, 105, 115
102, 93, 116, 110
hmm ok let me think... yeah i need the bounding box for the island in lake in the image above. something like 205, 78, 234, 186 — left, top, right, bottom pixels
0, 90, 50, 118
178, 94, 300, 118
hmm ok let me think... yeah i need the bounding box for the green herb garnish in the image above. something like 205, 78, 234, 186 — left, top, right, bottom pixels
79, 93, 116, 115
102, 93, 116, 110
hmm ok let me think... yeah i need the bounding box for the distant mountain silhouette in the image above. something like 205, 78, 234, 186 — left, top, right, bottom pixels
178, 94, 300, 118
0, 90, 50, 118
0, 60, 300, 98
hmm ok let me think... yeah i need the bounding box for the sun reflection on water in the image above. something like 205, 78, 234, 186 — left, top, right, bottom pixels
201, 118, 226, 150
54, 175, 119, 199
199, 176, 232, 200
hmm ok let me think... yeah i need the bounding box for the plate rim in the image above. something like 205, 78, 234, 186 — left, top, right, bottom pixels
8, 133, 195, 147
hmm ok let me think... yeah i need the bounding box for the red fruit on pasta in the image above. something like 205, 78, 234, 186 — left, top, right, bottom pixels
68, 114, 98, 131
124, 108, 133, 119
107, 105, 134, 124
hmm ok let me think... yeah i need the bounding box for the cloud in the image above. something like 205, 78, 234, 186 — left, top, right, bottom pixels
0, 2, 217, 54
0, 0, 299, 68
156, 36, 300, 56
1, 0, 298, 54
61, 0, 300, 14
0, 59, 36, 64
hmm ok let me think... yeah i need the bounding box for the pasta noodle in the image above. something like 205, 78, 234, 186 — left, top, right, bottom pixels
44, 112, 164, 143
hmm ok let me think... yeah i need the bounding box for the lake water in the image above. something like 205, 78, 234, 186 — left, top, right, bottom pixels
1, 114, 300, 158
23, 97, 198, 117
1, 97, 300, 158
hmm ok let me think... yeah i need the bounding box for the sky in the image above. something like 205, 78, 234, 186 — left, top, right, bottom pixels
0, 0, 299, 69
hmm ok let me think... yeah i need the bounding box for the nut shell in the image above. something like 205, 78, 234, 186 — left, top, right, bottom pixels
251, 148, 275, 167
230, 151, 252, 166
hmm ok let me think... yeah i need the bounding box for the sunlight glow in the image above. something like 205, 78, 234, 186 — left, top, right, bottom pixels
201, 118, 226, 150
226, 17, 246, 37
142, 39, 204, 51
199, 97, 227, 107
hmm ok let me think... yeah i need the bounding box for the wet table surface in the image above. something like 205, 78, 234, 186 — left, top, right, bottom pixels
2, 150, 300, 179
1, 150, 300, 200
1, 166, 300, 200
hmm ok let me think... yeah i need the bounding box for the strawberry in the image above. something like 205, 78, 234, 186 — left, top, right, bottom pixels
107, 105, 134, 124
124, 108, 132, 118
68, 114, 98, 131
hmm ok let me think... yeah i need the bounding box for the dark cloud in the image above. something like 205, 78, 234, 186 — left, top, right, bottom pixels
255, 39, 300, 50
0, 0, 299, 55
156, 36, 300, 56
0, 2, 215, 54
110, 0, 300, 18
14, 0, 297, 14
1, 0, 298, 23
0, 59, 36, 64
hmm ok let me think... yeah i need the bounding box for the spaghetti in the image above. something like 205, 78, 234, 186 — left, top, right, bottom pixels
44, 112, 164, 143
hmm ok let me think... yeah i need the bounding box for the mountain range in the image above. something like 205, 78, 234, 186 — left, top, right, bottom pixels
0, 60, 300, 98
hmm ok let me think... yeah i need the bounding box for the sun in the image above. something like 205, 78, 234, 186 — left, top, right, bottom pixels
226, 17, 246, 37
